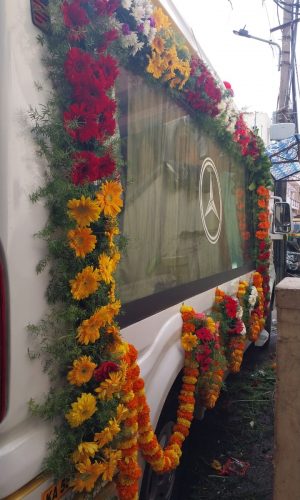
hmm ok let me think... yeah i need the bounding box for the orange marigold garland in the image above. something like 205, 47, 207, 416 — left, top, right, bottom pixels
248, 272, 265, 341
255, 186, 271, 320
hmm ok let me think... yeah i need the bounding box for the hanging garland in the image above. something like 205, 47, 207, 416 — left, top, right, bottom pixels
28, 0, 273, 497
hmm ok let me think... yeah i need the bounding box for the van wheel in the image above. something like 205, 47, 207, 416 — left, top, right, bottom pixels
140, 421, 178, 500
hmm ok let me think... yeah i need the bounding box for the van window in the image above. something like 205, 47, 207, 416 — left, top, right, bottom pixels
117, 70, 254, 305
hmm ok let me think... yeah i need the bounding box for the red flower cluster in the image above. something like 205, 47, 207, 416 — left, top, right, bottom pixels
62, 7, 119, 184
233, 114, 259, 158
71, 151, 115, 185
224, 296, 237, 319
196, 344, 212, 372
185, 56, 223, 117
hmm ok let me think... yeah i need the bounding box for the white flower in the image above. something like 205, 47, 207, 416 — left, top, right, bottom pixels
250, 286, 258, 298
131, 40, 144, 55
132, 5, 146, 22
236, 305, 243, 319
143, 19, 151, 36
248, 295, 257, 307
120, 32, 139, 48
240, 322, 247, 336
148, 27, 156, 43
121, 0, 133, 9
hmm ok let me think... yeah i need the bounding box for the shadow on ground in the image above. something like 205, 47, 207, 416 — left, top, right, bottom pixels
175, 324, 277, 500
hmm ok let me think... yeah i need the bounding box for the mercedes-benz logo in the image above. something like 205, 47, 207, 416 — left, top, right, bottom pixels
199, 157, 222, 244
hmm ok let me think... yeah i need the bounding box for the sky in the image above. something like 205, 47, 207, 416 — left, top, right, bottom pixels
171, 0, 283, 117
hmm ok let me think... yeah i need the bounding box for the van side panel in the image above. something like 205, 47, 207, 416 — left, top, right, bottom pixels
0, 1, 51, 496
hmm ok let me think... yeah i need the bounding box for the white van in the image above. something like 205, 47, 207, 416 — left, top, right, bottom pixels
0, 1, 282, 499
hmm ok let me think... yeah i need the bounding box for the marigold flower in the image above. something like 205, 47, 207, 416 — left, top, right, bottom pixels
67, 196, 101, 227
72, 460, 103, 493
72, 441, 99, 464
257, 185, 269, 197
98, 253, 117, 284
70, 266, 100, 300
95, 370, 124, 400
67, 355, 97, 386
96, 180, 123, 217
181, 332, 198, 352
67, 227, 97, 258
65, 393, 97, 428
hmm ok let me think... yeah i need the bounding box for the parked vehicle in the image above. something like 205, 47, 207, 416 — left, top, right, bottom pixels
0, 1, 291, 499
286, 239, 300, 275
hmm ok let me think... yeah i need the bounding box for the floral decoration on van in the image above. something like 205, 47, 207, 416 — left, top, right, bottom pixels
28, 0, 271, 497
213, 288, 247, 373
181, 305, 226, 409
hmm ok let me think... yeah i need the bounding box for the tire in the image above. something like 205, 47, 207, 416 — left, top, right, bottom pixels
140, 372, 183, 500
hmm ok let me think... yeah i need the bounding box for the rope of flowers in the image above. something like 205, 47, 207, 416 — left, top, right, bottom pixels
28, 0, 272, 497
181, 305, 226, 409
213, 288, 248, 373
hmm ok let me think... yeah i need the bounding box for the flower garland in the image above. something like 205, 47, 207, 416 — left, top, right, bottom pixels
213, 288, 247, 373
255, 186, 271, 319
181, 305, 226, 409
29, 0, 272, 497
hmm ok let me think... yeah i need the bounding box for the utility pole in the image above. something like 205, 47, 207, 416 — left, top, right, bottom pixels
274, 0, 294, 282
277, 0, 293, 124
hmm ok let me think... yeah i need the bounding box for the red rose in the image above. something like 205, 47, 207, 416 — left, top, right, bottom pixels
94, 361, 119, 383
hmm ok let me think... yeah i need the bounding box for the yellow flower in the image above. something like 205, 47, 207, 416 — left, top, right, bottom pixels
96, 181, 123, 218
77, 312, 102, 345
67, 196, 101, 227
67, 356, 97, 385
70, 266, 100, 300
98, 253, 116, 284
180, 304, 193, 313
206, 317, 216, 334
105, 220, 119, 247
181, 332, 198, 352
116, 403, 129, 423
152, 35, 165, 54
94, 419, 120, 448
100, 448, 122, 482
153, 7, 171, 30
147, 51, 164, 79
72, 459, 103, 492
67, 227, 97, 258
95, 371, 124, 400
72, 441, 99, 464
65, 393, 97, 428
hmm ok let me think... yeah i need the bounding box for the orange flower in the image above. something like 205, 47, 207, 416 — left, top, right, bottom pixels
96, 180, 123, 217
258, 211, 269, 221
257, 186, 269, 197
67, 227, 97, 258
258, 221, 270, 229
67, 196, 101, 227
256, 230, 269, 240
258, 199, 267, 208
182, 322, 195, 333
70, 266, 101, 300
67, 356, 96, 385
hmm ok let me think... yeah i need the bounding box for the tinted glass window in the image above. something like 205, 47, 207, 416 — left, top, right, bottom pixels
117, 71, 254, 303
